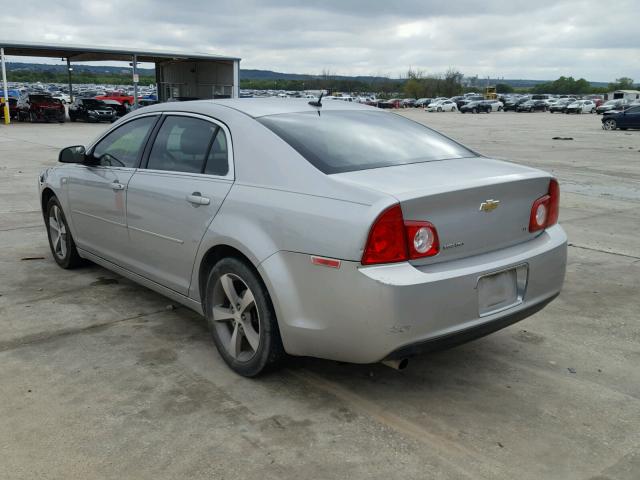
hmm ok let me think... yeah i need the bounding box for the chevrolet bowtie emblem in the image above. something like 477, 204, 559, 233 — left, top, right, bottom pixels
479, 199, 500, 212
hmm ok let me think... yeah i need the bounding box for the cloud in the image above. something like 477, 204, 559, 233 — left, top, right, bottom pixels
1, 0, 638, 81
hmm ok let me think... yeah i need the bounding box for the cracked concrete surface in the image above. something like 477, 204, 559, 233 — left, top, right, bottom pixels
1, 113, 638, 479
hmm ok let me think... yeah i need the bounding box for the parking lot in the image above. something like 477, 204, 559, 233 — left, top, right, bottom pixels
0, 111, 638, 479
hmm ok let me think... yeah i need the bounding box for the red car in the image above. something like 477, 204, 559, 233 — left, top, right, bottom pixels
17, 94, 65, 123
95, 91, 135, 106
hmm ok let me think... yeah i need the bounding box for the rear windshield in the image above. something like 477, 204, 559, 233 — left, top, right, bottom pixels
258, 110, 475, 174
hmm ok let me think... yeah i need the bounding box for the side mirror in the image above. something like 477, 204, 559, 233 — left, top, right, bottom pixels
59, 145, 87, 163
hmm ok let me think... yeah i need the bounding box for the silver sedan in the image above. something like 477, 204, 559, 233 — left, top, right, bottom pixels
39, 99, 567, 376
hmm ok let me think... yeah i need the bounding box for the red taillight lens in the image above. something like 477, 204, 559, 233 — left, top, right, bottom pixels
547, 178, 560, 226
361, 205, 408, 265
361, 205, 440, 265
529, 178, 560, 232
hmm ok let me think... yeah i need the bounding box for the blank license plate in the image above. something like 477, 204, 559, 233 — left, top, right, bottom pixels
478, 269, 519, 316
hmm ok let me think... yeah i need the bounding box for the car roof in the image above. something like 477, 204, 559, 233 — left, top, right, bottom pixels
140, 98, 375, 119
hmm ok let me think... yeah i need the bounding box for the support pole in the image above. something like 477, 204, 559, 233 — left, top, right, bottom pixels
233, 60, 240, 99
132, 54, 138, 109
1, 48, 10, 125
66, 57, 73, 103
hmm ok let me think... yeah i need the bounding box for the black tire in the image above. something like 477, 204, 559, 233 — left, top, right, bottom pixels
70, 116, 76, 122
29, 112, 36, 123
204, 257, 285, 377
45, 196, 83, 269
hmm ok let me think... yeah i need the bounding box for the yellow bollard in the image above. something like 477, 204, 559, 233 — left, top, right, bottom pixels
2, 101, 9, 125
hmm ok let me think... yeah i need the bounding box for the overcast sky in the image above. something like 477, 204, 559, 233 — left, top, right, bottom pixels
2, 0, 639, 81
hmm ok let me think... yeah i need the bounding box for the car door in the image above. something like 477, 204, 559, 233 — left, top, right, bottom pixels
125, 113, 234, 294
66, 115, 159, 264
619, 106, 640, 128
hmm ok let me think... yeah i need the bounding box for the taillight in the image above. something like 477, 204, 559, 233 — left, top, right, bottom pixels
361, 204, 439, 265
529, 178, 560, 232
405, 221, 439, 259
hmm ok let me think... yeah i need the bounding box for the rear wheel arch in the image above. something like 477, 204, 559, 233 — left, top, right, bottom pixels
198, 244, 264, 308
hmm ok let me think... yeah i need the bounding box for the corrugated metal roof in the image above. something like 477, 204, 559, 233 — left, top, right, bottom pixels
0, 40, 240, 63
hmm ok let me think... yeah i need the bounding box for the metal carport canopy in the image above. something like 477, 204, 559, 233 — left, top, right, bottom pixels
0, 40, 240, 63
0, 40, 241, 110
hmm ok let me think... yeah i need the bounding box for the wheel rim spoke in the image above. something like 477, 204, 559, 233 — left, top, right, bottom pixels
220, 274, 239, 305
238, 289, 255, 314
229, 322, 242, 359
211, 305, 235, 322
59, 235, 67, 257
241, 321, 260, 352
54, 206, 61, 227
49, 219, 59, 234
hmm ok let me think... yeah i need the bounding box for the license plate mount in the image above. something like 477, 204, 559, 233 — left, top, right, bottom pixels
477, 264, 528, 317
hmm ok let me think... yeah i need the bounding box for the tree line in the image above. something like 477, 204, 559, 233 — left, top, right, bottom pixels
6, 67, 636, 98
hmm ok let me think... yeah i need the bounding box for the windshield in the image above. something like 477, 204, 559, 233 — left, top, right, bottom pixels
258, 110, 475, 174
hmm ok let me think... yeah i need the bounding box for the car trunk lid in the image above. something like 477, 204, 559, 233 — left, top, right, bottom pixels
332, 157, 552, 265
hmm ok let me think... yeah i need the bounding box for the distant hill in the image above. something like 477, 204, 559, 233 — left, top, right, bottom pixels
7, 62, 155, 76
5, 62, 611, 88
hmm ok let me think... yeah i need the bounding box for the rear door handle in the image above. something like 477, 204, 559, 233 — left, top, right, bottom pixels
111, 181, 125, 191
186, 192, 210, 206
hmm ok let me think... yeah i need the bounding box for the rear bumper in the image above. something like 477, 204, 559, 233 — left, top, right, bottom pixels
384, 293, 557, 360
259, 225, 567, 364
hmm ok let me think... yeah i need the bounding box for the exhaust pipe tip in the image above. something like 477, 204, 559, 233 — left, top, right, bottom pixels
382, 358, 409, 371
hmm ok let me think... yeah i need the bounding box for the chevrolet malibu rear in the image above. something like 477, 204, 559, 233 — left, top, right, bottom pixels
256, 107, 566, 368
40, 99, 566, 377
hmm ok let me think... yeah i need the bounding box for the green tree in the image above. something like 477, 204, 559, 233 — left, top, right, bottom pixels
495, 83, 514, 93
608, 77, 635, 91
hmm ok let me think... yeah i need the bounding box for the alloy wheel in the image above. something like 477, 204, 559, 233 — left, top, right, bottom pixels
48, 205, 68, 259
210, 273, 261, 362
602, 119, 616, 130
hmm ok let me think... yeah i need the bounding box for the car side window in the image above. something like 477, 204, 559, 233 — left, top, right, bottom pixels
204, 128, 229, 176
92, 116, 156, 168
147, 116, 217, 174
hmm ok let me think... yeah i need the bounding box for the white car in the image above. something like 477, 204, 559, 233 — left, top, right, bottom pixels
565, 100, 596, 114
427, 99, 457, 112
486, 100, 504, 111
52, 93, 71, 104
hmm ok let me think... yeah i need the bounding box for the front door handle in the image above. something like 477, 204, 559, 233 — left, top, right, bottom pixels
186, 192, 210, 206
111, 181, 125, 191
